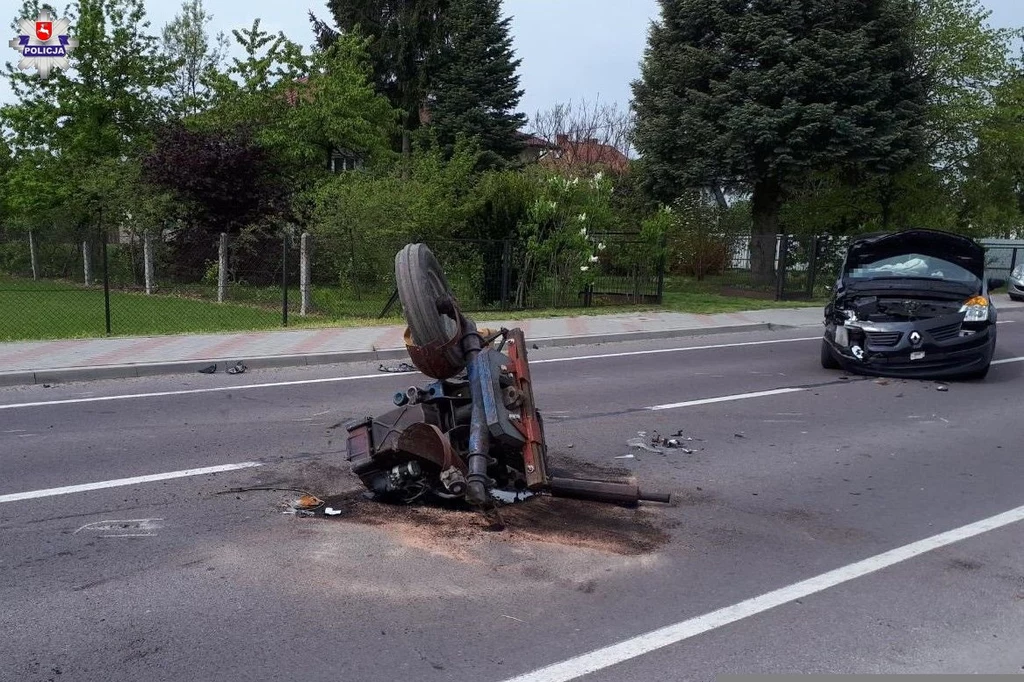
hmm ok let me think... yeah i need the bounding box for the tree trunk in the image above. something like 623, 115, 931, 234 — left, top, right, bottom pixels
750, 180, 782, 286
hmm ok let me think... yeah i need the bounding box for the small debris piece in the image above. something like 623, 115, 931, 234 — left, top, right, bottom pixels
292, 494, 324, 510
734, 433, 745, 439
502, 615, 525, 623
532, 344, 539, 350
614, 454, 636, 459
875, 378, 889, 386
936, 385, 949, 392
226, 361, 248, 375
666, 439, 680, 448
198, 364, 217, 374
378, 362, 416, 373
324, 507, 342, 516
567, 443, 574, 449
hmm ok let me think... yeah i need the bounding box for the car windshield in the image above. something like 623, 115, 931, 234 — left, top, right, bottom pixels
847, 252, 979, 284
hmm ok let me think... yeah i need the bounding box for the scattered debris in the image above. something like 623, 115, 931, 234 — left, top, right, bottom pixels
226, 360, 248, 375
197, 364, 217, 374
378, 361, 417, 373
626, 434, 663, 453
288, 494, 325, 515
936, 385, 949, 392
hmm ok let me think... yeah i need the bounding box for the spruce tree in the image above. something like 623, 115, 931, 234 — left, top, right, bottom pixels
427, 0, 526, 168
631, 0, 929, 282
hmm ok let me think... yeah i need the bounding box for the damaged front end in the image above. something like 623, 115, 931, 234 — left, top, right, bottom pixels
822, 229, 997, 379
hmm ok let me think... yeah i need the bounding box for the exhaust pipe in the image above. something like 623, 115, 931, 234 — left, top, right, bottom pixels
548, 476, 671, 506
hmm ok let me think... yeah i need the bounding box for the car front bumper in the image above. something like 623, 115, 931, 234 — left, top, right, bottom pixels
824, 317, 995, 378
1010, 278, 1024, 299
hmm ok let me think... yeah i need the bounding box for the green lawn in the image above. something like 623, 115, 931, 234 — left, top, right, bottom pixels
0, 274, 825, 342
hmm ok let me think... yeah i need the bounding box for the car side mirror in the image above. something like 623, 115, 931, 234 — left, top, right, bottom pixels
988, 278, 1006, 291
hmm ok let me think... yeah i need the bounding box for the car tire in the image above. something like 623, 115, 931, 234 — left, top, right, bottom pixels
1010, 293, 1024, 302
820, 338, 841, 370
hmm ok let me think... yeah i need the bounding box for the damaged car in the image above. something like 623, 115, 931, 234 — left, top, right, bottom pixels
821, 229, 1004, 380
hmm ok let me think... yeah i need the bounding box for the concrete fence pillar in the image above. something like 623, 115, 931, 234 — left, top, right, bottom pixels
28, 230, 39, 280
82, 240, 92, 286
218, 232, 228, 303
143, 231, 154, 295
300, 232, 311, 316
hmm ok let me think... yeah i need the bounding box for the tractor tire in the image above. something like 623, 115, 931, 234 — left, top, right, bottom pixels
395, 243, 465, 372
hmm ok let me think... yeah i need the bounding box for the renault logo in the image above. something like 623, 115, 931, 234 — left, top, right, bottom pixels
909, 331, 922, 345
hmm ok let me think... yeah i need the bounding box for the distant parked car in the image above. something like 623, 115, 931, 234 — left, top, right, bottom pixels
1010, 264, 1024, 301
820, 228, 1002, 380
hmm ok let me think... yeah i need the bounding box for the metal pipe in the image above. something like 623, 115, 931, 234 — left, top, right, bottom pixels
548, 476, 671, 506
460, 315, 491, 505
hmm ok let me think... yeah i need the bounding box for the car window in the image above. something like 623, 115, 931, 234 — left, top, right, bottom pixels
848, 253, 978, 283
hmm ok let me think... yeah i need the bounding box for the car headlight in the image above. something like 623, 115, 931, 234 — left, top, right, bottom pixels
960, 295, 990, 322
1012, 264, 1024, 281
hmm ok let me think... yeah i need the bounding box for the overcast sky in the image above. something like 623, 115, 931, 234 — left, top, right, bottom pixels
3, 0, 1024, 129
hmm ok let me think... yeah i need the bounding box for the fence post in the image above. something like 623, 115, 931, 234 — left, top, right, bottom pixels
656, 232, 667, 304
805, 235, 819, 299
217, 232, 228, 303
500, 239, 512, 310
281, 231, 289, 327
299, 232, 310, 316
143, 231, 154, 295
82, 240, 92, 286
774, 233, 789, 301
28, 230, 39, 280
100, 221, 111, 335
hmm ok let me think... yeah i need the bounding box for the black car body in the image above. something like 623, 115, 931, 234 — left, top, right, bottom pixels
821, 229, 1001, 379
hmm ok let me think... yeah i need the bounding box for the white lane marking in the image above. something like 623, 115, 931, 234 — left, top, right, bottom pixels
0, 337, 822, 411
533, 336, 819, 364
992, 356, 1024, 365
499, 502, 1024, 682
0, 462, 262, 504
647, 387, 805, 411
0, 374, 389, 410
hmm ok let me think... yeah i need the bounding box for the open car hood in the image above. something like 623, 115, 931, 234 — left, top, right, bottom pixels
844, 229, 985, 280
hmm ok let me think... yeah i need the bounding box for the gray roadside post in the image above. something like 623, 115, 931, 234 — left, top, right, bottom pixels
300, 232, 311, 316
218, 232, 228, 303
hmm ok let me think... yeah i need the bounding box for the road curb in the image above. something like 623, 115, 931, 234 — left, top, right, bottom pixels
0, 321, 800, 388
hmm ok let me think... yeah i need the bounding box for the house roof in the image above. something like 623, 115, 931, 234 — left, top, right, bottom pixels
544, 135, 630, 173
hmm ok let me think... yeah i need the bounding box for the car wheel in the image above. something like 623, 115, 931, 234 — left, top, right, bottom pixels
820, 338, 841, 370
1010, 293, 1024, 302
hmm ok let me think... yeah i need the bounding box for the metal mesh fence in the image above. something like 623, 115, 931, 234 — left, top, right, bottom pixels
0, 227, 667, 341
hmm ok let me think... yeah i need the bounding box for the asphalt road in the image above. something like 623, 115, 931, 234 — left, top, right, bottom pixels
2, 313, 1024, 682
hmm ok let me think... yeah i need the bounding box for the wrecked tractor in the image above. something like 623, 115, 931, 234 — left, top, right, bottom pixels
344, 243, 671, 509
